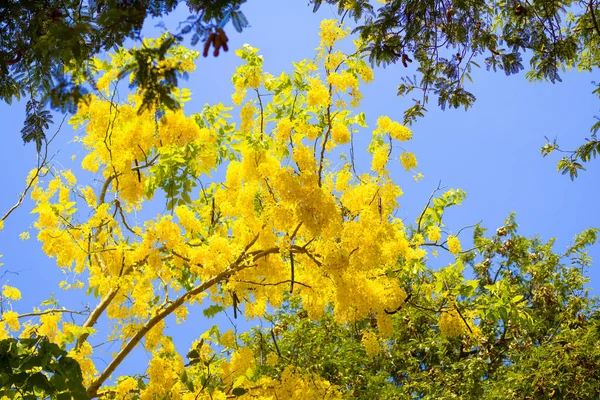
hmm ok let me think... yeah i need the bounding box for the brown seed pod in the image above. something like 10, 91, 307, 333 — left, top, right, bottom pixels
213, 35, 222, 57
216, 27, 229, 43
203, 33, 216, 57
401, 53, 412, 67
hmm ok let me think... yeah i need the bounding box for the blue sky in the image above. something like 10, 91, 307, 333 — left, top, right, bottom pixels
0, 0, 598, 379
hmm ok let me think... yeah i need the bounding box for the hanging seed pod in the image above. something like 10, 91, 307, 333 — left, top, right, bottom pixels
213, 35, 222, 57
216, 27, 229, 43
203, 33, 216, 57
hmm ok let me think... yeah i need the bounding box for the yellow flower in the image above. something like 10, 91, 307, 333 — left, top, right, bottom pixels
61, 170, 77, 186
400, 152, 417, 171
240, 102, 255, 133
3, 311, 20, 331
361, 330, 380, 357
220, 329, 236, 348
275, 118, 293, 142
307, 79, 330, 108
292, 145, 317, 171
371, 144, 389, 172
411, 233, 424, 246
230, 347, 255, 376
2, 286, 21, 301
115, 376, 138, 399
158, 110, 201, 146
358, 64, 374, 83
0, 322, 7, 340
426, 225, 441, 242
331, 122, 350, 144
327, 71, 358, 93
19, 232, 30, 241
447, 235, 462, 254
438, 307, 466, 337
232, 88, 246, 106
376, 116, 412, 141
39, 312, 61, 341
175, 306, 188, 324
324, 51, 345, 71
319, 19, 349, 47
335, 168, 352, 192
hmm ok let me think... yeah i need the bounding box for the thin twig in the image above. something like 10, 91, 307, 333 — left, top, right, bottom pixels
8, 308, 90, 321
417, 181, 444, 234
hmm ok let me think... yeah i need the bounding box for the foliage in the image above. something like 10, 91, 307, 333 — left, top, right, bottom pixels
0, 336, 87, 399
0, 20, 433, 399
0, 0, 248, 148
313, 0, 600, 173
4, 0, 600, 177
541, 80, 600, 179
242, 215, 600, 399
0, 14, 598, 398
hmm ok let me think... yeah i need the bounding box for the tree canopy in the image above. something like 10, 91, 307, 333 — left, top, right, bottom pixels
0, 17, 598, 398
242, 217, 600, 399
1, 0, 248, 151
319, 0, 600, 177
3, 0, 600, 176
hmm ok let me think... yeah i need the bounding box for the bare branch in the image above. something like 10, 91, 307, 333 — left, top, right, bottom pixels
417, 181, 444, 234
5, 308, 90, 321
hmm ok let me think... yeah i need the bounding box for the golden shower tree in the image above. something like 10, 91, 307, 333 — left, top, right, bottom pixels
0, 20, 475, 399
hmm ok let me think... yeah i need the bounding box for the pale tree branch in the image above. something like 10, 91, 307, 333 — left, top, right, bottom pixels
0, 308, 90, 321
87, 237, 270, 398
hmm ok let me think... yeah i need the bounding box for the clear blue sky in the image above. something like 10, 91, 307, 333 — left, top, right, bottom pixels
0, 0, 598, 379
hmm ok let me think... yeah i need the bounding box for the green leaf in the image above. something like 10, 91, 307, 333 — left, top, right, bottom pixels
232, 387, 248, 396
511, 295, 524, 304
203, 305, 225, 318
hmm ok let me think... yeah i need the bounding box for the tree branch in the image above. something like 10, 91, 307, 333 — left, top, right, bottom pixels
87, 241, 276, 398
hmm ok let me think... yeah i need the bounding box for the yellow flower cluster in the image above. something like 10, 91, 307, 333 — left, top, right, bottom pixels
68, 342, 98, 386
328, 71, 359, 93
400, 151, 418, 171
2, 285, 21, 300
231, 44, 263, 105
447, 235, 462, 254
331, 122, 351, 144
275, 117, 293, 142
438, 307, 466, 337
115, 377, 138, 399
319, 19, 349, 47
141, 355, 184, 400
372, 144, 389, 172
361, 330, 381, 357
252, 366, 342, 399
240, 101, 256, 133
376, 116, 412, 141
220, 329, 236, 348
159, 109, 202, 146
307, 78, 331, 108
3, 311, 19, 331
426, 225, 442, 242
